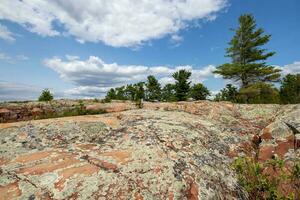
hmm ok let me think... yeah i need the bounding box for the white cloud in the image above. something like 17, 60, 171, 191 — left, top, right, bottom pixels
0, 52, 29, 63
44, 55, 218, 97
0, 0, 227, 47
170, 34, 183, 46
0, 24, 15, 42
16, 55, 29, 61
0, 81, 41, 101
0, 52, 11, 61
281, 61, 300, 75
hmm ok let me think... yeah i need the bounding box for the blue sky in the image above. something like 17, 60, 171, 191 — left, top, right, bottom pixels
0, 0, 299, 101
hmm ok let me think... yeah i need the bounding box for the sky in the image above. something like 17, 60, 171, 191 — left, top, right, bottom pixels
0, 0, 299, 101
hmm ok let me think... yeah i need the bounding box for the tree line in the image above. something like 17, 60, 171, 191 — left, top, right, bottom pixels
104, 71, 210, 102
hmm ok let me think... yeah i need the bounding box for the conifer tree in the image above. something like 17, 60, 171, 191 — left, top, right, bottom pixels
125, 84, 136, 101
161, 84, 177, 102
215, 84, 238, 102
104, 88, 117, 102
280, 74, 300, 104
189, 83, 210, 100
214, 14, 281, 88
134, 82, 145, 108
146, 75, 161, 101
172, 69, 191, 101
38, 89, 53, 101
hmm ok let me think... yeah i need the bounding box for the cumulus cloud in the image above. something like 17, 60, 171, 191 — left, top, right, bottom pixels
281, 61, 300, 75
0, 81, 41, 101
44, 55, 218, 97
0, 0, 227, 47
0, 24, 15, 42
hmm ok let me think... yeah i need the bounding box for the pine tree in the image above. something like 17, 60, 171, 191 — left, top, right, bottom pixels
190, 83, 210, 100
161, 84, 177, 102
134, 82, 145, 108
214, 14, 281, 88
38, 89, 53, 101
280, 74, 300, 104
172, 69, 191, 101
215, 84, 238, 102
115, 86, 126, 100
105, 88, 117, 102
146, 75, 161, 101
125, 84, 136, 101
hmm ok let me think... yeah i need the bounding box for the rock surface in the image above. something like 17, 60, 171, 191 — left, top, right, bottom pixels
0, 101, 299, 199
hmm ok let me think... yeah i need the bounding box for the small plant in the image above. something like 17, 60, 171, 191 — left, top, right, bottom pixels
38, 89, 54, 101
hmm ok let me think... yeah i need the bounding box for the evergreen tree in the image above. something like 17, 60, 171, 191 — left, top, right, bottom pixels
172, 69, 191, 101
161, 84, 177, 102
189, 83, 210, 100
280, 74, 300, 104
115, 86, 126, 100
134, 82, 145, 108
125, 84, 136, 101
38, 89, 53, 101
214, 84, 238, 102
146, 75, 161, 101
214, 14, 281, 88
105, 88, 117, 102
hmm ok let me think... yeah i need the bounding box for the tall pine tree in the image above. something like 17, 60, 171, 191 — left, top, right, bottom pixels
214, 14, 281, 88
146, 75, 161, 101
172, 69, 191, 101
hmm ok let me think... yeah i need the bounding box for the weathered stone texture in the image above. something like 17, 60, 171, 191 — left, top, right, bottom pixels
0, 101, 299, 199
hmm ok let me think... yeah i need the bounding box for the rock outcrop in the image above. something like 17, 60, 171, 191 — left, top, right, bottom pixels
0, 101, 299, 199
0, 100, 136, 123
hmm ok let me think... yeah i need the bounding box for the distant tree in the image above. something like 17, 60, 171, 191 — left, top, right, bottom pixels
214, 84, 238, 102
237, 82, 280, 104
146, 75, 161, 101
214, 14, 281, 88
280, 74, 300, 104
115, 86, 126, 100
189, 83, 210, 100
134, 82, 145, 108
125, 84, 136, 101
104, 88, 117, 102
38, 89, 53, 101
173, 69, 192, 101
161, 84, 177, 102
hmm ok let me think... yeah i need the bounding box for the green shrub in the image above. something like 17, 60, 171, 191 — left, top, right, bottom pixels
237, 82, 280, 104
232, 157, 299, 199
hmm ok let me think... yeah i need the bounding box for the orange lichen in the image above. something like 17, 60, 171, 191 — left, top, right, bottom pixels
0, 182, 22, 200
13, 151, 55, 164
101, 150, 132, 164
55, 164, 99, 191
17, 157, 81, 175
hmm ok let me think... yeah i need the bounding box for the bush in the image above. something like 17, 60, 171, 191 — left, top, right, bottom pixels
232, 157, 299, 200
237, 82, 280, 104
38, 89, 54, 101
